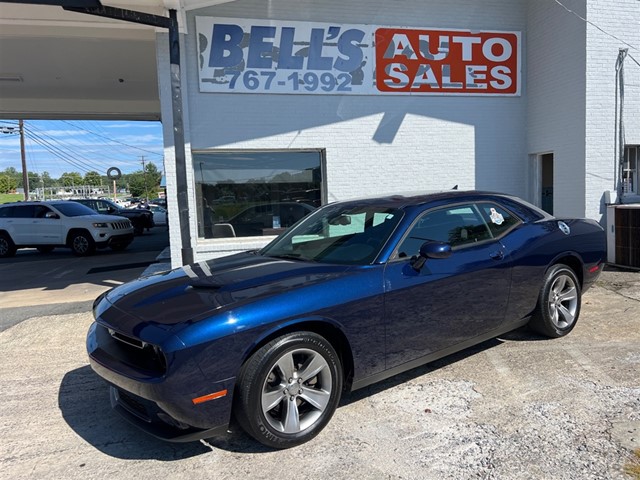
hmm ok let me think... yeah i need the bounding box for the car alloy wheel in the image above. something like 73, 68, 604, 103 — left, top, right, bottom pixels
234, 332, 342, 448
530, 263, 581, 338
70, 232, 95, 256
547, 273, 578, 330
261, 347, 333, 434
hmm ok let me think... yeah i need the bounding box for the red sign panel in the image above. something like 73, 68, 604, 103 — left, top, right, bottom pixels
375, 28, 519, 95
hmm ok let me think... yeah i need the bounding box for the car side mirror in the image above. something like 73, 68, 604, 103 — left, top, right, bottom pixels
44, 212, 59, 219
411, 241, 452, 271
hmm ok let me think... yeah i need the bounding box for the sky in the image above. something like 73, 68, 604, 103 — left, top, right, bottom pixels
0, 120, 164, 179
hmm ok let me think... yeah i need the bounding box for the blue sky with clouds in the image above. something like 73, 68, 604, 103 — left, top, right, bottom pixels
0, 120, 164, 178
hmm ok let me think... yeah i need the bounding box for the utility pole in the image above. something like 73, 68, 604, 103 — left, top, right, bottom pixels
19, 120, 29, 201
140, 155, 148, 199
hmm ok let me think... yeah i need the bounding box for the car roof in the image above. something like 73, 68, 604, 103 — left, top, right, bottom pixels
331, 190, 502, 207
330, 190, 551, 221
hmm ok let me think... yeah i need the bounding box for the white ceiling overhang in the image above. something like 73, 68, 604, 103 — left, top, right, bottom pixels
0, 0, 236, 120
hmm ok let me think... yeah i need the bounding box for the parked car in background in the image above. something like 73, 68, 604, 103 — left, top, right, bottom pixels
0, 200, 133, 257
213, 202, 315, 237
148, 203, 167, 226
86, 191, 605, 449
71, 198, 154, 235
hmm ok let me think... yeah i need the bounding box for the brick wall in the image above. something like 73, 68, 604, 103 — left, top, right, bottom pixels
160, 0, 528, 263
585, 0, 640, 221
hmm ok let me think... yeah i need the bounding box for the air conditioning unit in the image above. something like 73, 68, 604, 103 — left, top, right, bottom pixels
607, 204, 640, 268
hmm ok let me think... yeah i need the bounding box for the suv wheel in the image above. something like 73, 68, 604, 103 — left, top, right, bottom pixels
69, 231, 96, 256
0, 233, 17, 258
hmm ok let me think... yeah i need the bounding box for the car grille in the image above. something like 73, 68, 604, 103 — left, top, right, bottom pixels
117, 389, 151, 421
110, 220, 131, 230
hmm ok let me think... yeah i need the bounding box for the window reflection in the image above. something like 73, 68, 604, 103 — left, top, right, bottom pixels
194, 150, 324, 239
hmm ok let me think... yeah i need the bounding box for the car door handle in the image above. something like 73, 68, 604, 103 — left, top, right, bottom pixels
490, 251, 504, 260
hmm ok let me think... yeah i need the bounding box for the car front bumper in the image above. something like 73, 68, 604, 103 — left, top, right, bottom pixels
87, 321, 235, 442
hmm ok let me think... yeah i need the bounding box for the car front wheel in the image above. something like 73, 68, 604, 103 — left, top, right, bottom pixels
0, 233, 17, 258
69, 231, 96, 256
234, 331, 343, 449
530, 264, 581, 338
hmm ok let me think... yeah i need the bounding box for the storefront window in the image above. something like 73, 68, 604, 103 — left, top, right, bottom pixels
193, 150, 324, 239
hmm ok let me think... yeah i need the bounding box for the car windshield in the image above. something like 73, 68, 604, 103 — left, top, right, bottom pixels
53, 202, 97, 217
261, 203, 403, 265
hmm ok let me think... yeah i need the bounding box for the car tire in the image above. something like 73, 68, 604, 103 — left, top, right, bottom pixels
69, 231, 96, 256
530, 264, 581, 338
234, 331, 343, 449
37, 246, 55, 253
0, 232, 17, 258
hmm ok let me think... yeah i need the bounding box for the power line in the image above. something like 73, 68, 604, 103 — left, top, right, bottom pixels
25, 131, 93, 174
627, 53, 640, 68
25, 124, 98, 172
61, 120, 164, 157
553, 0, 638, 51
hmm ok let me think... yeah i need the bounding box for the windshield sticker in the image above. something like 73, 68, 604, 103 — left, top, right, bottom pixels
489, 208, 504, 225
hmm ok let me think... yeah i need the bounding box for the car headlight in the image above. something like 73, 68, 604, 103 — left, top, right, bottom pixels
92, 222, 108, 228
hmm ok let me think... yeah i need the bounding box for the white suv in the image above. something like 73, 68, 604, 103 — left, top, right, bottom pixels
0, 201, 134, 257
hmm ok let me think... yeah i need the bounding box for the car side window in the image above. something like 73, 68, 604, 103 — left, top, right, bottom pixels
95, 201, 110, 213
397, 204, 492, 257
477, 203, 521, 238
35, 206, 53, 218
0, 206, 12, 217
11, 205, 36, 218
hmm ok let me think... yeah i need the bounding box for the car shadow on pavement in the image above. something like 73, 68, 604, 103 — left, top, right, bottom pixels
341, 325, 549, 406
58, 366, 212, 460
341, 337, 504, 406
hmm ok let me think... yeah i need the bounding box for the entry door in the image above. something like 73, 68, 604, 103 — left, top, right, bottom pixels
540, 153, 554, 215
383, 204, 512, 369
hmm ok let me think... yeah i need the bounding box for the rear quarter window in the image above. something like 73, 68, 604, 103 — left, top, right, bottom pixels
10, 205, 36, 218
477, 203, 521, 238
0, 206, 13, 218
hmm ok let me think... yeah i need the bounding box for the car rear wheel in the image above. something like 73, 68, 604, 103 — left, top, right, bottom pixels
69, 231, 96, 256
0, 233, 17, 258
530, 264, 581, 338
234, 331, 342, 449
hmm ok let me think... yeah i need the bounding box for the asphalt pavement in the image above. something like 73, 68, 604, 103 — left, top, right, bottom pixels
0, 259, 638, 480
0, 226, 169, 331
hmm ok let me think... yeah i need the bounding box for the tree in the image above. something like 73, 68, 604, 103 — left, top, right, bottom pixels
41, 172, 54, 188
125, 162, 162, 198
0, 175, 17, 194
84, 171, 102, 186
144, 162, 162, 187
27, 171, 41, 189
127, 173, 147, 197
60, 171, 83, 187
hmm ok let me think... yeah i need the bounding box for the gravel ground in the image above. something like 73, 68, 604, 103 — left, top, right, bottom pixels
0, 269, 638, 480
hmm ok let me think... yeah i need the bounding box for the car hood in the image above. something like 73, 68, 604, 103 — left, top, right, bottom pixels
95, 252, 353, 337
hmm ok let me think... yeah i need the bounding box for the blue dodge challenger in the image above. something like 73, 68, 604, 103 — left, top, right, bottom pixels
87, 191, 606, 448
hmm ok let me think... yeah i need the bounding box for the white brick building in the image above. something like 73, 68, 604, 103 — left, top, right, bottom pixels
156, 0, 640, 266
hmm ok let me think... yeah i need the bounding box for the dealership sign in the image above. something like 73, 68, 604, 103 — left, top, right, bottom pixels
196, 17, 520, 96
